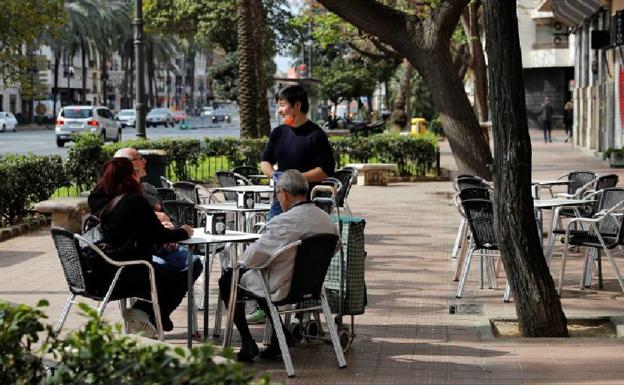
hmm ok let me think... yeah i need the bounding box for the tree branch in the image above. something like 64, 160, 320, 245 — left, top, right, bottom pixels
317, 0, 415, 52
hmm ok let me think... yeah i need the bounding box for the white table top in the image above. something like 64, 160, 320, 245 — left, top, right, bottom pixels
532, 180, 571, 186
533, 198, 595, 209
214, 185, 273, 193
179, 229, 260, 245
197, 202, 270, 213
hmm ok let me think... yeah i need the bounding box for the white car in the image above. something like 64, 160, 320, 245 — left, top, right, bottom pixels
115, 109, 136, 128
55, 105, 121, 147
0, 112, 18, 132
146, 108, 175, 127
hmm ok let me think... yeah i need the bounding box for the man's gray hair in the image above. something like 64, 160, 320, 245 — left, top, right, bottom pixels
277, 169, 308, 196
113, 148, 134, 160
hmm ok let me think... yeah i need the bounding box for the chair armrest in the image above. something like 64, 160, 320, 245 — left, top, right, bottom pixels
246, 239, 302, 271
555, 192, 575, 199
74, 234, 154, 270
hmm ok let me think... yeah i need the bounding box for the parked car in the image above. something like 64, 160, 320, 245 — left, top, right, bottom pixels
172, 111, 187, 124
55, 106, 121, 147
146, 108, 175, 127
115, 109, 136, 128
0, 112, 18, 132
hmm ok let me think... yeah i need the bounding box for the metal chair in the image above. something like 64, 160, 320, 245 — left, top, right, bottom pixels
172, 181, 200, 204
226, 233, 346, 377
160, 176, 173, 188
450, 176, 492, 260
215, 171, 252, 202
156, 187, 176, 203
161, 200, 198, 227
51, 227, 164, 340
452, 187, 492, 281
554, 170, 597, 199
230, 166, 260, 178
333, 168, 357, 215
558, 188, 624, 295
456, 199, 499, 298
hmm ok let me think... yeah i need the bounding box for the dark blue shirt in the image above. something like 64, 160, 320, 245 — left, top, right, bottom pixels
261, 120, 335, 176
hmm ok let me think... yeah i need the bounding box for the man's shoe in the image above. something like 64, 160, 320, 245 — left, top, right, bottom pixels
123, 308, 158, 339
246, 309, 266, 325
237, 339, 259, 362
259, 342, 282, 360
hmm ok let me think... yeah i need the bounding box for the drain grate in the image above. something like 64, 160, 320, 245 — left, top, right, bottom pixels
449, 304, 483, 315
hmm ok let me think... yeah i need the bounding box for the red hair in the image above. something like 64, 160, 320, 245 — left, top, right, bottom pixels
94, 158, 143, 196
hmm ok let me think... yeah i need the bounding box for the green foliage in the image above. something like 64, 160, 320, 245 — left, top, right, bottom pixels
0, 154, 68, 226
370, 134, 437, 176
65, 133, 110, 193
0, 300, 267, 385
0, 0, 64, 84
66, 134, 202, 189
209, 52, 239, 101
330, 134, 437, 176
0, 300, 55, 385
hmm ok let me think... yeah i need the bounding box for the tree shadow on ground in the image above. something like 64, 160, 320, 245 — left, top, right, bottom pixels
0, 250, 45, 267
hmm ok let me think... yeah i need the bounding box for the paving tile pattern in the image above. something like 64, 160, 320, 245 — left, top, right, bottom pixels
3, 130, 624, 384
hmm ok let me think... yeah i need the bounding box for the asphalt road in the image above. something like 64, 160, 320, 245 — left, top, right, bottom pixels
0, 116, 246, 157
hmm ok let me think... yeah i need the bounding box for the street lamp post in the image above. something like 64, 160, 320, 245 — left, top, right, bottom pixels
134, 0, 146, 138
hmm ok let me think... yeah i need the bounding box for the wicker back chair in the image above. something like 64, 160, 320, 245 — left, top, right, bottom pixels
455, 199, 498, 298
559, 188, 624, 295
172, 181, 200, 204
564, 171, 597, 196
215, 171, 251, 201
162, 200, 198, 227
230, 166, 260, 178
51, 227, 164, 339
156, 187, 177, 203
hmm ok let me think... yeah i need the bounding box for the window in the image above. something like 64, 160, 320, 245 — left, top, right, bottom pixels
97, 109, 108, 118
61, 108, 92, 119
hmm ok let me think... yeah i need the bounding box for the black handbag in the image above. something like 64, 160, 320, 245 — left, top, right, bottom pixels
80, 194, 127, 268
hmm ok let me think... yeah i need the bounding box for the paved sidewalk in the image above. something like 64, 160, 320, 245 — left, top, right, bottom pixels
3, 129, 624, 384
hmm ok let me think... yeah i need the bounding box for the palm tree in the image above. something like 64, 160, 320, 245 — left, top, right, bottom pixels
236, 0, 258, 138
251, 0, 271, 137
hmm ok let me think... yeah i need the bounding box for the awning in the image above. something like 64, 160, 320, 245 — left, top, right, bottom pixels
549, 0, 605, 26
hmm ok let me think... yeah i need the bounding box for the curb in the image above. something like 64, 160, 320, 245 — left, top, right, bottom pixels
0, 217, 51, 242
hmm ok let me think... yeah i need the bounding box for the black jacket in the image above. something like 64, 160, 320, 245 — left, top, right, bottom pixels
88, 190, 189, 262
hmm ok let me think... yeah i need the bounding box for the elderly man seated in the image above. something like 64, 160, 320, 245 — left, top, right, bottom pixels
219, 169, 339, 361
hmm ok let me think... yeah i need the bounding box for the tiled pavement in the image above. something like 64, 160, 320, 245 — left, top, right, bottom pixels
3, 129, 624, 384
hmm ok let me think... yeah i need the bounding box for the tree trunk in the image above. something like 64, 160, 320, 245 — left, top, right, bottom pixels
237, 0, 258, 138
389, 59, 413, 130
101, 52, 108, 108
317, 0, 492, 178
469, 1, 488, 122
413, 47, 491, 177
483, 0, 568, 337
251, 0, 271, 137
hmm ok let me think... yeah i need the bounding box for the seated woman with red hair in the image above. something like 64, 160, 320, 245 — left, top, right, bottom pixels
88, 157, 202, 337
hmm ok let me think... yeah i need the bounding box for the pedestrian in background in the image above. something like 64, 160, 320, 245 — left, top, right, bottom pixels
540, 96, 554, 143
564, 99, 573, 143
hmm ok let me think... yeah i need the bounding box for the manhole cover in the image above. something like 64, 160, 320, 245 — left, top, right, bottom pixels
449, 304, 483, 315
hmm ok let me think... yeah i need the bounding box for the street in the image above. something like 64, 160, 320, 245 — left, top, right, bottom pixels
0, 116, 244, 157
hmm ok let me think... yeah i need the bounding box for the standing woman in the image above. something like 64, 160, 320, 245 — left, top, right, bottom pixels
564, 100, 573, 143
261, 84, 336, 218
88, 157, 201, 338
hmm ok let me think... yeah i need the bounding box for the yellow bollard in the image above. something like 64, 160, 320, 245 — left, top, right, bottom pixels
410, 117, 427, 135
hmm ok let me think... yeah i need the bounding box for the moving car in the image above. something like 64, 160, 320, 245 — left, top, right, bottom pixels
201, 105, 232, 124
146, 108, 175, 127
55, 106, 121, 147
0, 112, 18, 132
172, 111, 187, 124
116, 109, 136, 128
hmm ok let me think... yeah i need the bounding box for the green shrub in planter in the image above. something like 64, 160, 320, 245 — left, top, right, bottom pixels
65, 132, 109, 192
0, 300, 268, 385
0, 154, 68, 226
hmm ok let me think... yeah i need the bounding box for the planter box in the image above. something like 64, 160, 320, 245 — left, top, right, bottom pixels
609, 153, 624, 167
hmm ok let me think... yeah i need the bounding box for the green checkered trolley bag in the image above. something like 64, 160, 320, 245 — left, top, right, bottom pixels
325, 216, 367, 351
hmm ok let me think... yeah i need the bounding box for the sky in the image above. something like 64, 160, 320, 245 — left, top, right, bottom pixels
274, 0, 303, 73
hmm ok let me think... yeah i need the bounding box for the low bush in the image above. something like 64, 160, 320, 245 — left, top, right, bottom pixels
0, 300, 268, 385
0, 154, 67, 226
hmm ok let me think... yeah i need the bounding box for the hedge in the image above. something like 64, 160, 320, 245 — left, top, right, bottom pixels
0, 154, 67, 227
